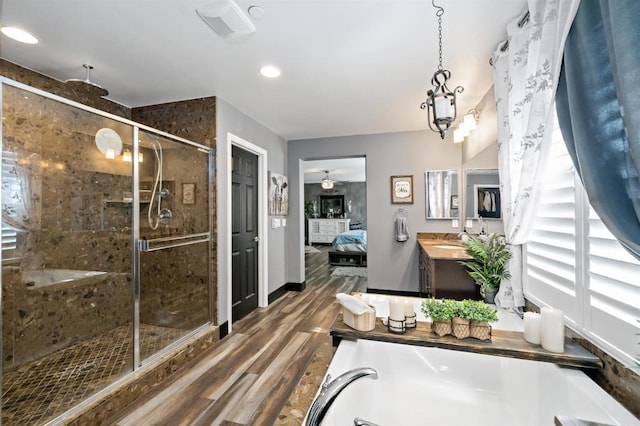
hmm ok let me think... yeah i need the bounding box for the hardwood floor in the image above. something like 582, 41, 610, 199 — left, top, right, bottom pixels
110, 245, 367, 425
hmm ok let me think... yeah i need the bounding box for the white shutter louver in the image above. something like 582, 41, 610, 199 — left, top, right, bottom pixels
526, 124, 577, 321
587, 206, 640, 365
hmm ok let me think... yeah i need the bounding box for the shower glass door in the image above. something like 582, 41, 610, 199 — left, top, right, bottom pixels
1, 81, 134, 424
135, 129, 212, 363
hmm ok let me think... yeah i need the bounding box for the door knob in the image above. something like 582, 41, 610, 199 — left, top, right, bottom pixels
254, 236, 260, 243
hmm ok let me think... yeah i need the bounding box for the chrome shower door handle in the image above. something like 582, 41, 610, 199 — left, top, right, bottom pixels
138, 239, 149, 252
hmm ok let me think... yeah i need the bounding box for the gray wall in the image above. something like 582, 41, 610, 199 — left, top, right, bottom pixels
216, 98, 288, 326
288, 130, 462, 292
304, 182, 367, 228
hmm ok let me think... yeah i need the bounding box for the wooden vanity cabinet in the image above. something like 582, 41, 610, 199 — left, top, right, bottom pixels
418, 242, 480, 300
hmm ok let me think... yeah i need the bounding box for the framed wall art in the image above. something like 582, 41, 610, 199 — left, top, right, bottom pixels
450, 194, 459, 210
391, 175, 414, 204
269, 171, 289, 215
182, 183, 195, 205
474, 184, 501, 219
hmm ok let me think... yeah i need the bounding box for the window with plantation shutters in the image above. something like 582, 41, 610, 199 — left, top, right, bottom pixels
525, 113, 640, 367
586, 205, 640, 365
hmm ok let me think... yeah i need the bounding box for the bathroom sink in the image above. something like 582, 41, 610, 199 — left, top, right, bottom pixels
432, 244, 461, 249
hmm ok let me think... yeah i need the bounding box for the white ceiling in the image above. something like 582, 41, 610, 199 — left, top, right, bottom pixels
303, 157, 366, 184
0, 0, 526, 141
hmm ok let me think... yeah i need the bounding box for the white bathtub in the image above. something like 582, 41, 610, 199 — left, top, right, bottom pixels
316, 339, 639, 425
22, 269, 107, 288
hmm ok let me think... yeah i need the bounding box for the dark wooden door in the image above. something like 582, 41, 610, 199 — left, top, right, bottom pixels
231, 146, 259, 321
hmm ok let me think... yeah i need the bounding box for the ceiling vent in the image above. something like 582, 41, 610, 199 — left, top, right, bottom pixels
196, 0, 256, 39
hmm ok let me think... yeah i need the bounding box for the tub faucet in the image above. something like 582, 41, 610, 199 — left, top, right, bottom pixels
305, 367, 378, 426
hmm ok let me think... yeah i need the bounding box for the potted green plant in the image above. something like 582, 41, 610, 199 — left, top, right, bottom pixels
465, 300, 498, 341
304, 201, 315, 218
421, 298, 457, 337
451, 299, 472, 339
459, 233, 512, 303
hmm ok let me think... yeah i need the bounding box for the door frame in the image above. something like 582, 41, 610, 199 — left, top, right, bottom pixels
222, 132, 268, 333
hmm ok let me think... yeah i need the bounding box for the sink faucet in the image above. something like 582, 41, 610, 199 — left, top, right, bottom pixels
305, 367, 378, 426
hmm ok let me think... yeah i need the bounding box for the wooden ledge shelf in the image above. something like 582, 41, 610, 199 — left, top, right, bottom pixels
330, 314, 603, 370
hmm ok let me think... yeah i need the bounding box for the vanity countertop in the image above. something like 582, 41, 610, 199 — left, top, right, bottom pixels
417, 238, 472, 260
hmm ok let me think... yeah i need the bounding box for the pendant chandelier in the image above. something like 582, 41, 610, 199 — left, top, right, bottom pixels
420, 0, 463, 139
321, 170, 335, 190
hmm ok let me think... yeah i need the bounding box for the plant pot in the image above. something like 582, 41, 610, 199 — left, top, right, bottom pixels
470, 320, 492, 341
431, 320, 452, 337
483, 287, 498, 304
451, 317, 470, 339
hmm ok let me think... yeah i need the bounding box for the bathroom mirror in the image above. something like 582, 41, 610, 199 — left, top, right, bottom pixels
464, 169, 501, 220
425, 170, 460, 219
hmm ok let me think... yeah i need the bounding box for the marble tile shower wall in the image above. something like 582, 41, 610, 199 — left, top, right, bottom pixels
140, 243, 209, 330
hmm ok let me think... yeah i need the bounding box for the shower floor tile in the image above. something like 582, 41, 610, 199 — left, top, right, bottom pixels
2, 324, 187, 426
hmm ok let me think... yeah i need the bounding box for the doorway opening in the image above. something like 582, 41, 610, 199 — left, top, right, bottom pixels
302, 157, 367, 282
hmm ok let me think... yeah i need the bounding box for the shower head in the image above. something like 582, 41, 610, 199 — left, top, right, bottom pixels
65, 64, 109, 97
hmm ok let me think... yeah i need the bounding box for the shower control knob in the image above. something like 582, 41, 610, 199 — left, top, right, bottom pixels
158, 208, 173, 224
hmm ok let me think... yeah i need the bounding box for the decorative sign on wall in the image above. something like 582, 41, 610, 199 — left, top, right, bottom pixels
269, 171, 289, 215
391, 175, 414, 204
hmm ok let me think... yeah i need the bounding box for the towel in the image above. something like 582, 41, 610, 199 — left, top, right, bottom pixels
395, 216, 409, 242
336, 293, 374, 315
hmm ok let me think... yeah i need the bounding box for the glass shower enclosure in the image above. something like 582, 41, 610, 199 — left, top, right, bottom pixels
0, 78, 213, 425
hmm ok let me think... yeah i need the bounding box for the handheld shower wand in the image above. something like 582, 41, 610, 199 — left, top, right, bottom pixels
147, 139, 172, 230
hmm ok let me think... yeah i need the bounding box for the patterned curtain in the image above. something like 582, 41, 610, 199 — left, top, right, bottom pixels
492, 0, 580, 309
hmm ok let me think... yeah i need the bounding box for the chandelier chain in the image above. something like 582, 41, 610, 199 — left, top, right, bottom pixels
433, 0, 444, 70
437, 12, 443, 70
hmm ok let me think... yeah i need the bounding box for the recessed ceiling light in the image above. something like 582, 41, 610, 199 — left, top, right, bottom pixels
260, 65, 281, 78
1, 26, 38, 44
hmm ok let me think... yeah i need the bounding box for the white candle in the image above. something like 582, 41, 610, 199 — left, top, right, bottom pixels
389, 297, 405, 321
403, 298, 415, 317
523, 312, 541, 345
540, 307, 565, 353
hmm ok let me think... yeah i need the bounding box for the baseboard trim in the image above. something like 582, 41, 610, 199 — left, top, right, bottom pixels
267, 281, 307, 304
268, 285, 288, 304
219, 321, 229, 339
286, 281, 306, 292
366, 288, 420, 298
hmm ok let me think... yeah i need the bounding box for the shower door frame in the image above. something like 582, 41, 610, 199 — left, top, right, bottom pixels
0, 77, 215, 420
